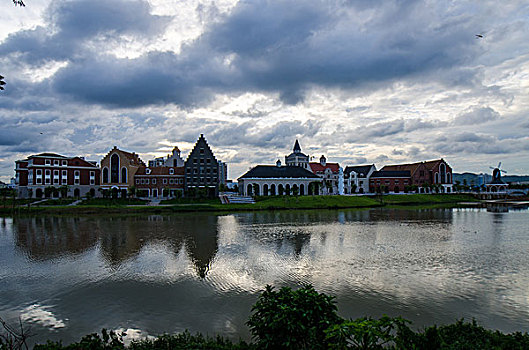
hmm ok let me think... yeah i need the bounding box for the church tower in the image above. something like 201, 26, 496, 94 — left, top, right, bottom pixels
285, 139, 310, 169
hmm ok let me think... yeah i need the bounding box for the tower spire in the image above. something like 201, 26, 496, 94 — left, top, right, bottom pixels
293, 139, 301, 153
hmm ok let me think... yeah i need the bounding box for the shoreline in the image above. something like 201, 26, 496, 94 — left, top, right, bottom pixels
0, 194, 484, 216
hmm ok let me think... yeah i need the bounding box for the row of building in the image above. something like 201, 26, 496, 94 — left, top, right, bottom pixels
15, 135, 227, 199
13, 135, 455, 199
237, 140, 454, 196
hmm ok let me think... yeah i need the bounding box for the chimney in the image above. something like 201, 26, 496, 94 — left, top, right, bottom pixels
320, 155, 326, 166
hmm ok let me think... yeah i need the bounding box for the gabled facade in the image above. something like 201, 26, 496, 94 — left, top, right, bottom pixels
309, 155, 341, 195
100, 147, 145, 197
344, 164, 376, 194
184, 134, 220, 197
14, 153, 100, 198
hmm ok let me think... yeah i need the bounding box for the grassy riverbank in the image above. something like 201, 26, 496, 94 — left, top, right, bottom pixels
0, 194, 478, 215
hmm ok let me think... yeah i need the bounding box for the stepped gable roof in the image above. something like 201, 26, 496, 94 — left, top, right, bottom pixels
136, 166, 184, 176
309, 162, 340, 173
344, 165, 375, 177
371, 170, 411, 178
185, 134, 218, 165
239, 165, 320, 179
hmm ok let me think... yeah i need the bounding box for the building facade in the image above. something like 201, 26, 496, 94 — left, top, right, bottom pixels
184, 134, 220, 197
14, 153, 100, 198
238, 161, 321, 196
100, 147, 145, 197
309, 155, 341, 195
344, 164, 376, 194
134, 166, 185, 198
381, 159, 453, 193
369, 170, 411, 193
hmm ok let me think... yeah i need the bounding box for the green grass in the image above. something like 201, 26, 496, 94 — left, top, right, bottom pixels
37, 198, 77, 206
381, 193, 478, 205
160, 197, 221, 205
79, 198, 148, 206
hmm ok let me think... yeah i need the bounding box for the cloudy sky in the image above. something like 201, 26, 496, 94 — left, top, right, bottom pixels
1, 0, 528, 182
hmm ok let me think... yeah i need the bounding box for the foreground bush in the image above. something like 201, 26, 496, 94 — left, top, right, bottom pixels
247, 285, 341, 349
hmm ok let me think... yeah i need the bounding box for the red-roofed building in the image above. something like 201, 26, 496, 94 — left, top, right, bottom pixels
134, 166, 184, 198
309, 155, 341, 195
381, 159, 453, 193
14, 153, 100, 198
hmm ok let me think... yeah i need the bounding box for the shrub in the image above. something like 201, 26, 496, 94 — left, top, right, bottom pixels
247, 285, 341, 350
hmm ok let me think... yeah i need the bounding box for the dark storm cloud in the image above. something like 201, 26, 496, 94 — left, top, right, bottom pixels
0, 0, 484, 107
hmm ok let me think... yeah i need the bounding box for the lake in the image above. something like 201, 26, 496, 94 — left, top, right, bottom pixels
1, 208, 528, 345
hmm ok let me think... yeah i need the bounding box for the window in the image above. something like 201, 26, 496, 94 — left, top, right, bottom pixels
121, 167, 127, 183
169, 168, 174, 175
74, 170, 80, 185
200, 148, 204, 154
419, 170, 425, 177
45, 159, 51, 165
145, 179, 149, 184
54, 170, 59, 176
146, 168, 151, 175
193, 159, 197, 164
179, 179, 183, 184
36, 169, 42, 176
54, 160, 59, 166
102, 167, 109, 183
152, 179, 156, 184
111, 154, 119, 183
163, 178, 167, 184
45, 169, 51, 176
136, 179, 140, 184
62, 160, 67, 166
141, 179, 145, 184
207, 158, 211, 164
169, 179, 174, 184
62, 170, 67, 177
53, 170, 59, 184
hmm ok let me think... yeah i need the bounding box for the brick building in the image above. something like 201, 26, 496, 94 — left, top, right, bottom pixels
184, 135, 220, 197
100, 147, 145, 197
369, 170, 411, 193
381, 159, 453, 193
134, 166, 185, 198
14, 153, 100, 198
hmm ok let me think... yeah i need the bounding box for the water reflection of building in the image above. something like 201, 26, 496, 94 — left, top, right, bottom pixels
13, 215, 220, 279
14, 217, 99, 260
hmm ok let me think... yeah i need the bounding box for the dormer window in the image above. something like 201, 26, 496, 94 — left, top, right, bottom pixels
169, 168, 174, 175
146, 168, 151, 175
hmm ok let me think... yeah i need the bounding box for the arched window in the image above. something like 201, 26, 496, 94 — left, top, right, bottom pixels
102, 167, 109, 183
300, 184, 305, 195
440, 163, 446, 183
270, 184, 276, 195
110, 154, 119, 183
247, 184, 252, 195
263, 184, 269, 196
121, 167, 127, 183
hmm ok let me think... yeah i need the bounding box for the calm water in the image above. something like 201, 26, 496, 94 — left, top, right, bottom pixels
1, 208, 529, 345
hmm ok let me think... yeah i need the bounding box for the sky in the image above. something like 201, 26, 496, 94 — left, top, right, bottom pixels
1, 0, 528, 182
